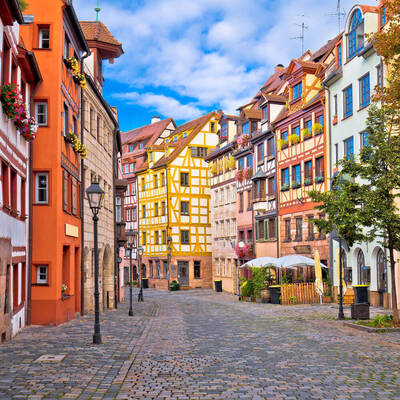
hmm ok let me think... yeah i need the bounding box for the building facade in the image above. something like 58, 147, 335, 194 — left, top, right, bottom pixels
80, 20, 123, 313
206, 113, 238, 294
20, 0, 90, 325
324, 4, 392, 307
0, 0, 41, 341
137, 112, 218, 289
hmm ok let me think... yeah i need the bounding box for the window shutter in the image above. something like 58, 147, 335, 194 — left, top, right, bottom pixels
255, 221, 259, 241
63, 171, 68, 211
191, 147, 196, 157
72, 178, 77, 215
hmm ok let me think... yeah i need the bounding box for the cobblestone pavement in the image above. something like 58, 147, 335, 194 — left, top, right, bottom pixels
1, 289, 400, 399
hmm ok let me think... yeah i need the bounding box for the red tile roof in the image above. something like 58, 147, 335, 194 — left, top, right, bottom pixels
121, 118, 175, 145
360, 5, 378, 14
80, 21, 122, 47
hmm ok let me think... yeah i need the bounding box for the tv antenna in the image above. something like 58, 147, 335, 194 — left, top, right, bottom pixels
327, 0, 346, 33
291, 18, 308, 55
95, 0, 101, 21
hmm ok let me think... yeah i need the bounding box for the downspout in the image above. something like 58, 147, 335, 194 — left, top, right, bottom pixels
27, 78, 41, 326
322, 82, 333, 282
112, 127, 118, 309
80, 51, 90, 316
166, 165, 170, 285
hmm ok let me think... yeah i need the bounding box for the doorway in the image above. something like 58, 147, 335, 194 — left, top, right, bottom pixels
178, 261, 189, 286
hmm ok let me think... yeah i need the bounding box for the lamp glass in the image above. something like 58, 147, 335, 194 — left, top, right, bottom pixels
86, 180, 105, 212
138, 246, 144, 256
126, 229, 134, 246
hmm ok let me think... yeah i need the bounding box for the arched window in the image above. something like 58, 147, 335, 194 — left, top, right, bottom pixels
377, 249, 387, 291
348, 9, 364, 58
357, 249, 370, 285
341, 249, 352, 284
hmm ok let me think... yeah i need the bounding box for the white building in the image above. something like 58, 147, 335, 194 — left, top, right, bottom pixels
324, 3, 390, 307
0, 0, 41, 341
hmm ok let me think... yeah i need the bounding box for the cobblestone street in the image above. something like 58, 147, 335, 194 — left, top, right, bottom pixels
1, 290, 400, 400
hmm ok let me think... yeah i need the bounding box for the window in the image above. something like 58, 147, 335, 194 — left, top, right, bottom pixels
126, 209, 131, 222
334, 95, 338, 116
194, 261, 201, 278
162, 230, 167, 245
142, 204, 146, 218
155, 231, 159, 245
304, 160, 312, 181
210, 122, 216, 132
115, 197, 122, 223
35, 102, 48, 126
343, 85, 353, 118
2, 38, 10, 86
267, 137, 275, 157
142, 178, 145, 191
162, 201, 166, 216
129, 144, 134, 152
377, 249, 387, 292
149, 261, 153, 278
139, 142, 144, 149
242, 122, 249, 135
267, 177, 275, 195
239, 192, 243, 212
71, 178, 77, 216
281, 168, 289, 187
360, 131, 368, 148
281, 130, 288, 143
154, 202, 158, 217
344, 137, 354, 159
161, 173, 165, 187
293, 81, 302, 100
348, 9, 364, 59
256, 220, 264, 241
21, 178, 26, 216
156, 261, 160, 277
96, 116, 101, 143
292, 164, 301, 186
263, 105, 268, 120
295, 217, 302, 241
305, 119, 312, 133
257, 143, 264, 164
380, 7, 386, 27
180, 201, 189, 215
154, 175, 158, 188
293, 126, 300, 140
254, 179, 265, 200
377, 63, 383, 88
124, 164, 129, 174
265, 218, 277, 240
180, 172, 189, 186
129, 163, 134, 173
238, 157, 245, 170
318, 214, 326, 239
37, 265, 48, 284
39, 27, 50, 49
64, 103, 69, 135
221, 123, 227, 138
181, 230, 189, 244
247, 189, 252, 209
9, 169, 16, 211
143, 231, 146, 245
359, 73, 370, 108
64, 33, 70, 58
335, 143, 339, 165
35, 172, 48, 204
132, 207, 137, 221
307, 216, 315, 240
239, 230, 245, 241
315, 157, 324, 179
357, 250, 370, 285
337, 43, 342, 66
317, 115, 324, 127
284, 219, 291, 241
191, 147, 208, 158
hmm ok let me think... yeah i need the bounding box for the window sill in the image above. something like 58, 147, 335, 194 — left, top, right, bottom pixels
34, 202, 49, 206
33, 47, 52, 51
62, 294, 72, 301
266, 155, 275, 161
342, 113, 353, 121
358, 103, 370, 112
32, 283, 49, 286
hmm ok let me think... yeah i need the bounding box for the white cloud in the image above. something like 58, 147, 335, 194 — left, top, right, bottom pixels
74, 0, 375, 119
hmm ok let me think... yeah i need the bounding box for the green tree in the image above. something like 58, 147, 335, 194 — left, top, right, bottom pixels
310, 105, 400, 324
18, 0, 28, 12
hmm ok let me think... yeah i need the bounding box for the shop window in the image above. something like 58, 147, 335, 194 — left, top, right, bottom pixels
194, 261, 201, 279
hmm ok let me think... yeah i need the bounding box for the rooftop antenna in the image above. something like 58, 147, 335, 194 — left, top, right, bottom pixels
327, 0, 346, 33
95, 0, 101, 22
291, 18, 308, 55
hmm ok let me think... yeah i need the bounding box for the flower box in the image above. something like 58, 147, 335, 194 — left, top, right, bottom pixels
312, 123, 323, 135
243, 167, 252, 180
281, 184, 289, 192
332, 115, 338, 125
237, 134, 249, 148
65, 132, 87, 159
302, 128, 312, 139
292, 182, 301, 189
315, 176, 324, 183
235, 170, 244, 182
289, 133, 300, 144
278, 139, 288, 150
304, 177, 313, 186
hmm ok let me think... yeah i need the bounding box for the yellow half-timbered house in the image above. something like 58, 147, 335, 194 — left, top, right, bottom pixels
136, 111, 219, 289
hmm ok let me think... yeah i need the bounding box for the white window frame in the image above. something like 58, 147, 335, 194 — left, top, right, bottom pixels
37, 265, 48, 284
39, 28, 50, 49
35, 102, 48, 126
35, 172, 49, 204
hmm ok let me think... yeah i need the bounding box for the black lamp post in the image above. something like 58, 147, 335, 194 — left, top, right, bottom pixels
126, 229, 134, 316
86, 178, 105, 344
138, 245, 144, 301
332, 228, 347, 320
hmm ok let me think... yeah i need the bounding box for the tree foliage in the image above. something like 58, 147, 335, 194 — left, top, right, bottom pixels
17, 0, 28, 12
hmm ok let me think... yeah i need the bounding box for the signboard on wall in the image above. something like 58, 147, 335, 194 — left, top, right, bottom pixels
294, 245, 311, 254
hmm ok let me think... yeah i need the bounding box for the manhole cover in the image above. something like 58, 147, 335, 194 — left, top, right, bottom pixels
34, 354, 66, 362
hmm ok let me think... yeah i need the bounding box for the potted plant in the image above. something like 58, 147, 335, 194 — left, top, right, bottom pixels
235, 170, 244, 182
169, 280, 180, 291
302, 128, 312, 139
315, 175, 324, 183
241, 279, 254, 301
304, 177, 313, 186
61, 284, 67, 297
243, 167, 252, 180
312, 122, 323, 135
281, 183, 289, 191
278, 138, 288, 149
292, 181, 301, 189
289, 133, 300, 144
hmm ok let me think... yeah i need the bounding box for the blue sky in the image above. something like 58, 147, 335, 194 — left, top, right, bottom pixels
74, 0, 377, 132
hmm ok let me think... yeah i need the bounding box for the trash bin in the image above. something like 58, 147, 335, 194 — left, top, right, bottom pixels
353, 285, 369, 304
142, 278, 149, 289
214, 280, 222, 292
269, 285, 281, 304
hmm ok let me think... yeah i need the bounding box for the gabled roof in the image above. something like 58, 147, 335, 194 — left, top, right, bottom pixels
243, 108, 262, 120
310, 33, 342, 62
121, 118, 175, 145
360, 5, 378, 14
152, 111, 216, 169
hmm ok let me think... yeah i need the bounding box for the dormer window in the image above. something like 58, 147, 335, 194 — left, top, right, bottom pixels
221, 122, 227, 138
348, 9, 364, 59
293, 82, 302, 100
262, 106, 268, 121
242, 122, 249, 135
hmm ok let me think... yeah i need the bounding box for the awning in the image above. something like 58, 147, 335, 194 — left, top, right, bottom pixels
240, 255, 327, 269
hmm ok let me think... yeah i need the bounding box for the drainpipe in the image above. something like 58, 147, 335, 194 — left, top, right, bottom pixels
322, 82, 333, 282
27, 78, 42, 326
80, 51, 90, 316
165, 165, 170, 285
112, 127, 118, 309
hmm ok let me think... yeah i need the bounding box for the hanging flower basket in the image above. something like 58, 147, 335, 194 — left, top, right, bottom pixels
237, 134, 249, 148
1, 83, 38, 142
235, 170, 244, 182
65, 131, 87, 159
65, 57, 86, 89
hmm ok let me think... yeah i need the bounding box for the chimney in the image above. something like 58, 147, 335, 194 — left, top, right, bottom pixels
151, 116, 161, 124
275, 64, 284, 73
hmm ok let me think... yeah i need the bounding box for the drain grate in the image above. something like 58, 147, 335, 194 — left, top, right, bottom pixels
34, 354, 66, 362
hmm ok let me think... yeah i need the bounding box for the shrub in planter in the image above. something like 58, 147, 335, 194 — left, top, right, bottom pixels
302, 128, 311, 139
289, 133, 300, 144
312, 123, 323, 135
278, 139, 288, 149
169, 280, 180, 291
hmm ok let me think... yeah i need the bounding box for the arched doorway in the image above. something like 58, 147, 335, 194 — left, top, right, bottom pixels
342, 249, 352, 285
377, 249, 387, 292
357, 249, 370, 285
102, 245, 113, 309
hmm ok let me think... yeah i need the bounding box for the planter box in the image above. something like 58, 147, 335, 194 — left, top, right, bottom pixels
351, 303, 370, 320
344, 321, 400, 333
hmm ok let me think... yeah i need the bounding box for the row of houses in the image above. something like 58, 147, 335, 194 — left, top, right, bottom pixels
121, 1, 399, 309
0, 0, 126, 342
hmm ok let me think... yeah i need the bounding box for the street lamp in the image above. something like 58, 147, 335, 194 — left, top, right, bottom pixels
138, 245, 144, 301
86, 178, 105, 345
126, 229, 135, 316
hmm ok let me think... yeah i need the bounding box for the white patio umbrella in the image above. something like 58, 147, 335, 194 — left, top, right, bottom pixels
277, 255, 328, 269
240, 256, 280, 269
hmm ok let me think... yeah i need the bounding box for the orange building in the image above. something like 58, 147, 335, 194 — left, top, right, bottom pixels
20, 0, 90, 325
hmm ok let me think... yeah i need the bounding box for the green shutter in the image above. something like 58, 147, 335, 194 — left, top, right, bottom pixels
255, 220, 259, 241
264, 220, 269, 241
